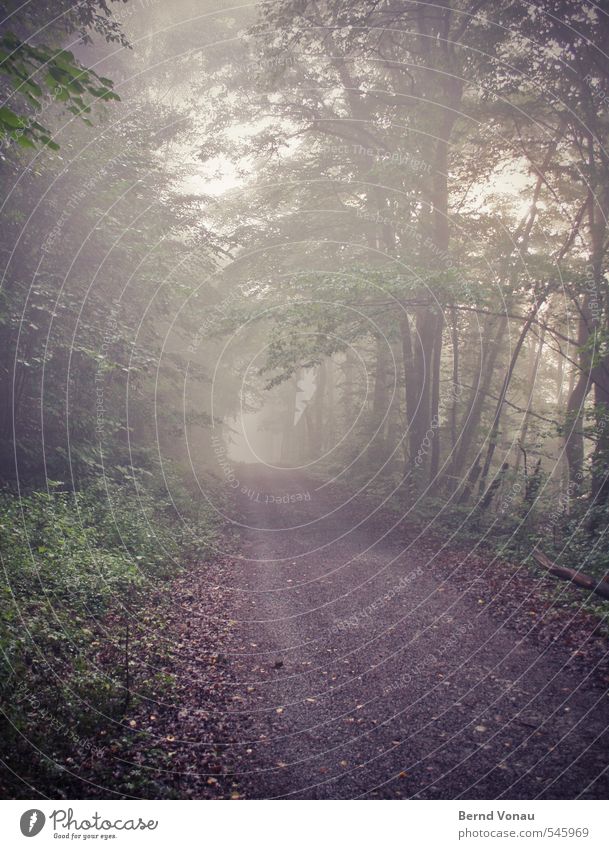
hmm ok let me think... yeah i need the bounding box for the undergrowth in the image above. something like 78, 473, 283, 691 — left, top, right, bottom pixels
0, 468, 222, 797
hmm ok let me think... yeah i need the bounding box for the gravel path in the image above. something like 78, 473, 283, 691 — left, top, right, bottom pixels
183, 464, 609, 800
77, 463, 609, 800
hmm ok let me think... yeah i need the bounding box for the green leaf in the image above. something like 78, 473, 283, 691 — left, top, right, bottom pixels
38, 134, 59, 150
0, 107, 24, 128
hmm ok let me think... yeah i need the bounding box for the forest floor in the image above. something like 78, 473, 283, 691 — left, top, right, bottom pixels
66, 465, 609, 799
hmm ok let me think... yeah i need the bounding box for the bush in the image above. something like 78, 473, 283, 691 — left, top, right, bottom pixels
0, 473, 220, 795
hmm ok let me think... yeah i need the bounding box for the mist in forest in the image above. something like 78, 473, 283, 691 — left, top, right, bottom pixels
1, 0, 609, 810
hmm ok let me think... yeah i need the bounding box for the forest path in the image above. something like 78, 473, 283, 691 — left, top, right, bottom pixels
190, 464, 609, 800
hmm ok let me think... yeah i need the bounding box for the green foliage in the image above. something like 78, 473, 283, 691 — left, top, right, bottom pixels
0, 34, 119, 150
0, 473, 220, 793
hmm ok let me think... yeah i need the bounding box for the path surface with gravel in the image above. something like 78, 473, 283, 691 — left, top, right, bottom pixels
81, 463, 609, 800
179, 464, 609, 800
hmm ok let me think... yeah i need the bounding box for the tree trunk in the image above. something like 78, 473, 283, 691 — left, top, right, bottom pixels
453, 313, 507, 484
450, 305, 459, 471
477, 292, 548, 496
429, 311, 444, 489
564, 301, 593, 495
400, 312, 419, 474
514, 327, 545, 474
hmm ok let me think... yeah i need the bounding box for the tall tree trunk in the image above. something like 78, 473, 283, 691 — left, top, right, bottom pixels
590, 364, 609, 510
280, 374, 299, 465
312, 359, 326, 456
400, 312, 419, 474
409, 307, 440, 482
450, 305, 459, 473
410, 39, 460, 489
324, 357, 335, 452
453, 313, 507, 484
514, 327, 546, 475
342, 348, 356, 426
429, 312, 444, 489
371, 335, 388, 430
588, 195, 609, 512
477, 292, 549, 497
564, 299, 594, 496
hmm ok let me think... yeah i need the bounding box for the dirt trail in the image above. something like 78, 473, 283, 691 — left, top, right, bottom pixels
94, 464, 609, 801
178, 464, 608, 800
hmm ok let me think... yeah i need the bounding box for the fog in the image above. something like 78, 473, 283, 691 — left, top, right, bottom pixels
2, 0, 609, 808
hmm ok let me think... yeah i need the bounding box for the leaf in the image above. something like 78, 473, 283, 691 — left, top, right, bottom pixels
0, 106, 24, 128
41, 137, 60, 151
54, 50, 76, 69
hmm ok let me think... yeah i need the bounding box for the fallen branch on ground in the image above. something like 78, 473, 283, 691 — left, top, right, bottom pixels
532, 549, 609, 601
